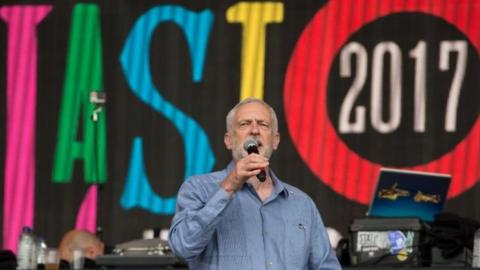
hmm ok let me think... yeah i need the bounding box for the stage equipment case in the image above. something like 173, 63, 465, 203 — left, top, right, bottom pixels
349, 218, 428, 267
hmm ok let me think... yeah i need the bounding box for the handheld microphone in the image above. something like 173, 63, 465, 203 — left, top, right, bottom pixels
243, 139, 266, 182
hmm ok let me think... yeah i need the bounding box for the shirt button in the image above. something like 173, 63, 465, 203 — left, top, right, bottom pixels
267, 261, 273, 267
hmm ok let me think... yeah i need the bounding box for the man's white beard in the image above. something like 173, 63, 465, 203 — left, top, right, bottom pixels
231, 136, 273, 162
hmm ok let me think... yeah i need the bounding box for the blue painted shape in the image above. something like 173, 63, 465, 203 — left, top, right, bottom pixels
119, 5, 215, 215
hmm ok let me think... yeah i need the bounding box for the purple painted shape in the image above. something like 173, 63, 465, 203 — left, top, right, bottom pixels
0, 5, 52, 253
75, 185, 97, 233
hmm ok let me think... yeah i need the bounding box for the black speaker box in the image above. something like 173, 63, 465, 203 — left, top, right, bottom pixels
349, 218, 428, 267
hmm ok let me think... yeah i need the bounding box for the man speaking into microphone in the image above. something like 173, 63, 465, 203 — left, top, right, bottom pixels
169, 98, 340, 270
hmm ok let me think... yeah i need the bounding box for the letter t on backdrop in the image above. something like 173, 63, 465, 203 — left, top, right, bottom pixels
226, 2, 284, 100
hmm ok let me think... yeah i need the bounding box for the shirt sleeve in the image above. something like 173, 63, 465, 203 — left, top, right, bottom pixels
308, 200, 342, 270
168, 176, 231, 261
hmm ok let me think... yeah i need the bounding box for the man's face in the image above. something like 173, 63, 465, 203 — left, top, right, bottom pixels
224, 102, 280, 161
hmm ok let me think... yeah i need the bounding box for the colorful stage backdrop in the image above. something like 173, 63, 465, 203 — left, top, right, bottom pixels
0, 0, 479, 252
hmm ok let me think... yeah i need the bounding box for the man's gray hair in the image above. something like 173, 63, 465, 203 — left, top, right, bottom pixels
226, 97, 278, 132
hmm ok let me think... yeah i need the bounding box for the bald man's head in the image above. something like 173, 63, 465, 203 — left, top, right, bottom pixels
58, 230, 104, 262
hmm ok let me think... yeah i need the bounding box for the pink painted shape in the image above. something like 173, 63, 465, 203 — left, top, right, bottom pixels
0, 5, 52, 253
75, 185, 98, 233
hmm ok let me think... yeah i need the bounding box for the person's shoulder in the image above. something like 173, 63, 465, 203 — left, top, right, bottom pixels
186, 170, 225, 185
179, 169, 227, 192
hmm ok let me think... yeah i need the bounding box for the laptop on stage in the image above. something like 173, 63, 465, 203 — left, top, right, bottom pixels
367, 168, 451, 222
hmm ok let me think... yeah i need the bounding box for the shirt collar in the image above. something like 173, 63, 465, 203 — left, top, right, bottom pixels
269, 169, 290, 199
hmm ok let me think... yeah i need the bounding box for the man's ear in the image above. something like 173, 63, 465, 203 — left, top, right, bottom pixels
224, 132, 233, 150
272, 132, 280, 150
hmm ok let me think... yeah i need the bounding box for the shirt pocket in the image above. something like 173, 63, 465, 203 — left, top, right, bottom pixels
286, 222, 309, 267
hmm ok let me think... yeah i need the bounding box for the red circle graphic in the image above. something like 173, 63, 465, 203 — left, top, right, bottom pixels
284, 0, 480, 204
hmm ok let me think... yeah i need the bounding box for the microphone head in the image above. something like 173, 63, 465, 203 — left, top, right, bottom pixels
243, 138, 266, 182
243, 139, 259, 154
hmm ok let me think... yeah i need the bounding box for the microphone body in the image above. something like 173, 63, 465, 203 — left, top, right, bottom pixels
243, 140, 266, 182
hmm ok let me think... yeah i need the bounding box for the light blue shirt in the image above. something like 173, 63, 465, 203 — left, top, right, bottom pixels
169, 162, 341, 270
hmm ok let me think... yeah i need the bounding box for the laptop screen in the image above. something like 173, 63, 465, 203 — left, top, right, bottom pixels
367, 168, 451, 222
